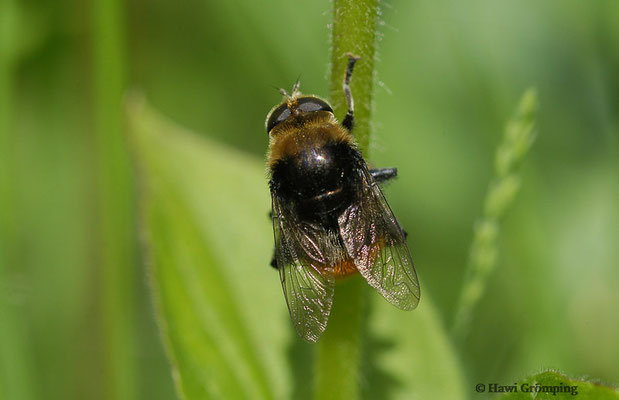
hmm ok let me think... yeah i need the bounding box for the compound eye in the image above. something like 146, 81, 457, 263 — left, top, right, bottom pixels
297, 97, 333, 114
266, 103, 291, 133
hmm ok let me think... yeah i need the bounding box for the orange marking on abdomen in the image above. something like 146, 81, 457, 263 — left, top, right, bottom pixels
333, 258, 358, 279
330, 240, 385, 279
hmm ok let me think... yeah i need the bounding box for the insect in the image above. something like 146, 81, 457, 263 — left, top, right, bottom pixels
266, 54, 420, 342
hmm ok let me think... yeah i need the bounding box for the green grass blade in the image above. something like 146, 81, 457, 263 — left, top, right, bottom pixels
453, 88, 539, 342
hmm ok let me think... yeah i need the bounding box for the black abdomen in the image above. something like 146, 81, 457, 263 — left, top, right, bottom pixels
271, 141, 361, 226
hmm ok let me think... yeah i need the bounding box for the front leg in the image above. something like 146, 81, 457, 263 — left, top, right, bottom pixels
342, 53, 360, 131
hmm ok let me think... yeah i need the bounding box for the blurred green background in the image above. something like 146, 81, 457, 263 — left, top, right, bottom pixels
1, 0, 618, 399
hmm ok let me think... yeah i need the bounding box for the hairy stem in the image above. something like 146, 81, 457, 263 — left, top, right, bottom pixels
452, 89, 538, 343
328, 0, 378, 157
314, 1, 380, 399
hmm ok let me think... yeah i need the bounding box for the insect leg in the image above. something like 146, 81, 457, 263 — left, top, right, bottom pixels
369, 167, 408, 238
270, 250, 279, 269
342, 53, 360, 131
268, 209, 278, 269
370, 167, 398, 184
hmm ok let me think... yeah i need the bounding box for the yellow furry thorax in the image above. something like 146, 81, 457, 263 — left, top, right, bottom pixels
267, 111, 355, 169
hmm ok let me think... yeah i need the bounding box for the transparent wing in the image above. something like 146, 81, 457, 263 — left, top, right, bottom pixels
271, 194, 335, 342
338, 163, 420, 310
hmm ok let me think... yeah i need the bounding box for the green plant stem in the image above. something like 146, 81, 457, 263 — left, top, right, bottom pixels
452, 89, 538, 343
329, 0, 378, 156
314, 277, 366, 399
314, 1, 379, 399
0, 2, 35, 399
92, 0, 136, 398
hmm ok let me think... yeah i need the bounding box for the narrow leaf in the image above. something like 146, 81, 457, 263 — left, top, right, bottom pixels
127, 95, 290, 400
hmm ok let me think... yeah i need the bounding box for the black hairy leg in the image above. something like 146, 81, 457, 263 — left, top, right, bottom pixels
267, 210, 279, 269
270, 250, 278, 269
342, 53, 360, 131
369, 167, 408, 239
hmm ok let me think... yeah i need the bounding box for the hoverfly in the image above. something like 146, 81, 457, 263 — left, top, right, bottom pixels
266, 54, 420, 342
